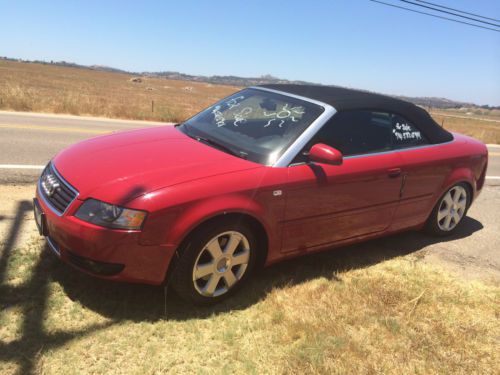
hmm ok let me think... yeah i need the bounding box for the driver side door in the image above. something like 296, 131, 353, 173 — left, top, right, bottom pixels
281, 110, 403, 253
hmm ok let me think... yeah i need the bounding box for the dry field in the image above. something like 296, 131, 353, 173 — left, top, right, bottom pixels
431, 112, 500, 144
1, 59, 499, 143
0, 60, 239, 123
0, 185, 499, 374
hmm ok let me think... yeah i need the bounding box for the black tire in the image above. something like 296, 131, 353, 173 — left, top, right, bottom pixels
170, 218, 258, 305
425, 182, 471, 236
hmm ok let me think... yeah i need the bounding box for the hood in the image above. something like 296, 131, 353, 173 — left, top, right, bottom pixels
53, 125, 260, 204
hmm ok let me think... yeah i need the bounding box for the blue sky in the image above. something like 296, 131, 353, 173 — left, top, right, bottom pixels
1, 0, 499, 105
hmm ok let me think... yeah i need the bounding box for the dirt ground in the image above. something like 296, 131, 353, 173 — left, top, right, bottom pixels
0, 183, 498, 283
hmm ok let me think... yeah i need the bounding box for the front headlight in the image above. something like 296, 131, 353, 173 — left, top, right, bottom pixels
75, 199, 147, 230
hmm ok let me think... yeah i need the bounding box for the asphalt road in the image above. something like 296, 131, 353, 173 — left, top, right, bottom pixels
0, 111, 167, 183
0, 111, 499, 184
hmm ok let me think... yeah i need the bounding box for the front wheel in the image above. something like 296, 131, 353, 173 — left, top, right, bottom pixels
170, 220, 258, 305
425, 183, 470, 236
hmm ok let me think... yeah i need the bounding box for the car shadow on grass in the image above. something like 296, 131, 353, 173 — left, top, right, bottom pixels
51, 216, 483, 322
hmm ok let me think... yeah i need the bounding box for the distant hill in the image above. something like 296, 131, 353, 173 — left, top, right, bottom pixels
397, 96, 477, 110
0, 56, 129, 74
88, 65, 128, 74
1, 56, 496, 109
146, 71, 312, 87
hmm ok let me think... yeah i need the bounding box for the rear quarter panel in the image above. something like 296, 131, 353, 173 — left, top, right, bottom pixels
439, 133, 488, 200
391, 133, 487, 231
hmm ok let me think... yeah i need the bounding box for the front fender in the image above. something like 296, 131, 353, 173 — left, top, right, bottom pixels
137, 188, 283, 255
164, 193, 275, 247
135, 166, 287, 256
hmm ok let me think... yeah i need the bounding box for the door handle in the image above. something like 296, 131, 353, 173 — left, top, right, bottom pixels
387, 168, 402, 178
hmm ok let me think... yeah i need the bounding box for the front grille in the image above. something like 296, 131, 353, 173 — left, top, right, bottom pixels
39, 163, 78, 214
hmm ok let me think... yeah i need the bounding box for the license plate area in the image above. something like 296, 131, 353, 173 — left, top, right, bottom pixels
33, 198, 48, 236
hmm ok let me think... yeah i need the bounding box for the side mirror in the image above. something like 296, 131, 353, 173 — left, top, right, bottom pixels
308, 143, 343, 165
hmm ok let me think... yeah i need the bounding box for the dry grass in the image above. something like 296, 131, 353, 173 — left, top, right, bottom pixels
431, 112, 500, 144
0, 60, 239, 123
1, 234, 498, 374
435, 108, 500, 121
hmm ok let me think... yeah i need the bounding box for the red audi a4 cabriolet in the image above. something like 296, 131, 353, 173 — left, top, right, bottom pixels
34, 85, 488, 304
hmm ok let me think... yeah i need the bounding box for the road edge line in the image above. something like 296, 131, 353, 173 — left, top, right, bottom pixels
0, 164, 45, 170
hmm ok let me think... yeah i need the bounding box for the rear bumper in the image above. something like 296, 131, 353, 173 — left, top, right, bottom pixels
35, 188, 176, 285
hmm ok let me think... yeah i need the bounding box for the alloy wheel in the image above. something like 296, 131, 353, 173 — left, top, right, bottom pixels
192, 231, 251, 297
437, 185, 468, 231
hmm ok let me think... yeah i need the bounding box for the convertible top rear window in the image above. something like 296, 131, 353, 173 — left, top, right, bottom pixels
179, 89, 324, 165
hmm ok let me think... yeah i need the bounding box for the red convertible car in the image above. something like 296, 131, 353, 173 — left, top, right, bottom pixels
34, 85, 488, 304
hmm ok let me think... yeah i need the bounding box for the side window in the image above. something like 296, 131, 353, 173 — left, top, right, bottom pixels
292, 110, 393, 163
291, 110, 431, 164
391, 114, 428, 148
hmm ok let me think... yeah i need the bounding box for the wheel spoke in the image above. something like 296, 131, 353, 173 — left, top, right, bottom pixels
443, 192, 453, 208
206, 240, 223, 259
223, 270, 237, 287
232, 250, 250, 266
194, 262, 214, 279
457, 197, 467, 209
443, 214, 452, 230
453, 212, 461, 224
203, 274, 221, 295
224, 233, 241, 255
437, 208, 449, 221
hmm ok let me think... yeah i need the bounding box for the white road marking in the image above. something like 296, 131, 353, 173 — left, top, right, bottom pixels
486, 176, 500, 180
0, 164, 45, 170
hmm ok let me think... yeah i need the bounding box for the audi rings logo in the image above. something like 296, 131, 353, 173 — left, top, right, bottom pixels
41, 173, 60, 197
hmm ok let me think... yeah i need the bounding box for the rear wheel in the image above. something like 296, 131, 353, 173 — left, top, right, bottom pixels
425, 183, 470, 236
170, 220, 258, 305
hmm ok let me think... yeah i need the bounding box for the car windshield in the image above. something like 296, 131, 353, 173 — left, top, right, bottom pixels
178, 88, 324, 165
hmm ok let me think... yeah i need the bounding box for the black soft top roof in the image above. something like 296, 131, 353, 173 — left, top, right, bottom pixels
259, 84, 453, 144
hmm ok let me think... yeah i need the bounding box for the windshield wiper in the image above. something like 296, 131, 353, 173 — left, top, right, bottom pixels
181, 123, 248, 159
194, 135, 248, 160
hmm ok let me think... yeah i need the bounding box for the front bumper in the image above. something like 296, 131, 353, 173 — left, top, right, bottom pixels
34, 188, 176, 285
